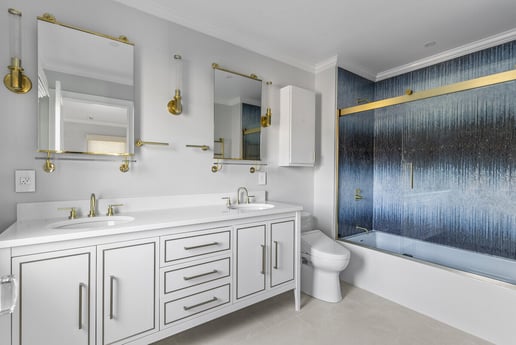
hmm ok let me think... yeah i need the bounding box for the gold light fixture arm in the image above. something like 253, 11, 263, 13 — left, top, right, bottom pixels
4, 9, 32, 94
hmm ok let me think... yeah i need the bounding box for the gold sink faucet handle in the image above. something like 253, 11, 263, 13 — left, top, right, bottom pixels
106, 204, 124, 216
58, 207, 77, 220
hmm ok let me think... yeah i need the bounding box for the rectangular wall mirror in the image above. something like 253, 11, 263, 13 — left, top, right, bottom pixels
37, 17, 135, 156
213, 65, 262, 161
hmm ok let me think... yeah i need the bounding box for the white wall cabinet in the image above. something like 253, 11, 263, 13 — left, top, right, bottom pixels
236, 220, 295, 300
12, 247, 96, 345
98, 239, 158, 345
279, 85, 316, 167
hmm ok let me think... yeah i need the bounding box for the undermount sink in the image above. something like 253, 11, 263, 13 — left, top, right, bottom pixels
49, 216, 135, 230
230, 203, 275, 211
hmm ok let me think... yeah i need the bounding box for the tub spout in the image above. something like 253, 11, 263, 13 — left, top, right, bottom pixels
356, 226, 369, 233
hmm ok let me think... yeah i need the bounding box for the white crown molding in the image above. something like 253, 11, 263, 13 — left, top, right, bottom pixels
315, 56, 338, 74
376, 28, 516, 81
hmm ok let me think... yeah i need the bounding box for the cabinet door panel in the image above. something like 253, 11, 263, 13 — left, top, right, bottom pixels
236, 225, 266, 299
270, 221, 295, 287
12, 248, 95, 345
101, 241, 156, 345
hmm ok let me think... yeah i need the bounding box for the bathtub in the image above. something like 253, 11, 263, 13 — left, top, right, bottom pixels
340, 230, 516, 345
344, 230, 516, 285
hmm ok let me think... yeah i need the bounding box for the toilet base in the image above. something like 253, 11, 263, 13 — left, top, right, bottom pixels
301, 262, 342, 303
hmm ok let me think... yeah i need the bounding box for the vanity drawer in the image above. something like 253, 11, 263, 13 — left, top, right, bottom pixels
163, 257, 230, 294
162, 230, 230, 263
163, 284, 231, 324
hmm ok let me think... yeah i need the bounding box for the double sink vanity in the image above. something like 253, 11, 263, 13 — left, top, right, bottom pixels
0, 191, 302, 345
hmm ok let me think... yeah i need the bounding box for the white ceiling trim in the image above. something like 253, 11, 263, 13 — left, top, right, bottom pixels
315, 56, 338, 74
375, 28, 516, 81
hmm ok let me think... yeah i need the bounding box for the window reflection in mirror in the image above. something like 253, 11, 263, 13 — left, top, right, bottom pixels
37, 19, 134, 156
213, 68, 262, 160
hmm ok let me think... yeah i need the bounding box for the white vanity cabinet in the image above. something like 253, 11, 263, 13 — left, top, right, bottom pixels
1, 200, 301, 345
236, 218, 295, 300
11, 247, 96, 345
97, 238, 158, 345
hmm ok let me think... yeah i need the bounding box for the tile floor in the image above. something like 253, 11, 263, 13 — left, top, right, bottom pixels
153, 282, 490, 345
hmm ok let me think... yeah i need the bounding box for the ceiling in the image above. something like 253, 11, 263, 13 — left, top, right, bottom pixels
114, 0, 516, 80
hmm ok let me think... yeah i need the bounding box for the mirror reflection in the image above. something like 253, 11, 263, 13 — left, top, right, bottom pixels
37, 19, 135, 156
213, 67, 262, 160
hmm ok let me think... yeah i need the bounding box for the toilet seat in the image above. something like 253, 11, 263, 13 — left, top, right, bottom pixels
302, 230, 350, 261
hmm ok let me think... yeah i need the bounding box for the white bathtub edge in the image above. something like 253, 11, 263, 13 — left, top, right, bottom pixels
340, 242, 516, 345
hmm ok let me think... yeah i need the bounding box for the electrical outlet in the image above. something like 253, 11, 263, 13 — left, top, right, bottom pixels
15, 170, 36, 193
258, 171, 267, 185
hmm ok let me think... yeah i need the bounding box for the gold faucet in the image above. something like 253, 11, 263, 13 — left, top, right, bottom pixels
88, 193, 96, 217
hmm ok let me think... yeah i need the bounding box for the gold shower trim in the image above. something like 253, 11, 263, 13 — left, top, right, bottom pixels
339, 69, 516, 116
37, 13, 134, 46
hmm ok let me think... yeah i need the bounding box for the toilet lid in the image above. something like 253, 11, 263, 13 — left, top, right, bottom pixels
302, 230, 350, 260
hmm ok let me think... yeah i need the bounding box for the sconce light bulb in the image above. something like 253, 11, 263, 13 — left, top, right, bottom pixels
8, 8, 22, 60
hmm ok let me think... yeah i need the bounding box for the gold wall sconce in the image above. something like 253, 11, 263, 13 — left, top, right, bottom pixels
168, 54, 183, 115
4, 8, 32, 94
261, 81, 272, 127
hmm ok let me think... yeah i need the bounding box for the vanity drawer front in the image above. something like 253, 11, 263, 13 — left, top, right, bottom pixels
163, 257, 230, 294
163, 230, 231, 263
163, 284, 231, 324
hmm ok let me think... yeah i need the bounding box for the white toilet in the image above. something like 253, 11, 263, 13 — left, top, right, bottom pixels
301, 229, 351, 303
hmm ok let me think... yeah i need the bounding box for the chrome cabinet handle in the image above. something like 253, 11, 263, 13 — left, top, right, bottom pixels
260, 244, 266, 274
184, 242, 219, 250
109, 276, 115, 320
183, 269, 218, 281
0, 275, 18, 315
274, 241, 279, 269
78, 283, 83, 330
183, 296, 218, 311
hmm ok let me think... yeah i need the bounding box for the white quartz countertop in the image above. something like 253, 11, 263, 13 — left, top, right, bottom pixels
0, 201, 302, 249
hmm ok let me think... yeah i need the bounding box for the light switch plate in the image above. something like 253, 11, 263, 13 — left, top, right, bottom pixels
258, 171, 267, 185
15, 170, 36, 193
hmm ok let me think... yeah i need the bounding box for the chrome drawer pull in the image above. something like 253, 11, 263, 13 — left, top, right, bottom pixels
78, 283, 84, 330
183, 269, 218, 281
183, 296, 218, 311
184, 241, 219, 250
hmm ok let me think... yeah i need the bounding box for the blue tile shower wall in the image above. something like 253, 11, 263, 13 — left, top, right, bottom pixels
337, 69, 375, 236
338, 41, 516, 260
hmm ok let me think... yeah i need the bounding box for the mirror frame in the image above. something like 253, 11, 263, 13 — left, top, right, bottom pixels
36, 13, 135, 158
212, 63, 263, 162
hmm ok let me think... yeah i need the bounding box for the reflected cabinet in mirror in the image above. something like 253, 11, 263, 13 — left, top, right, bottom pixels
37, 16, 135, 156
213, 64, 262, 161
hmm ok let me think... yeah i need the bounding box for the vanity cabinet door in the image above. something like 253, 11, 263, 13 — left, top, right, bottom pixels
99, 238, 158, 345
12, 247, 96, 345
270, 220, 295, 287
236, 225, 266, 299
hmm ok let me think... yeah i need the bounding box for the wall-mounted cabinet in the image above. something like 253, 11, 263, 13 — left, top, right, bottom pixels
279, 85, 316, 167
